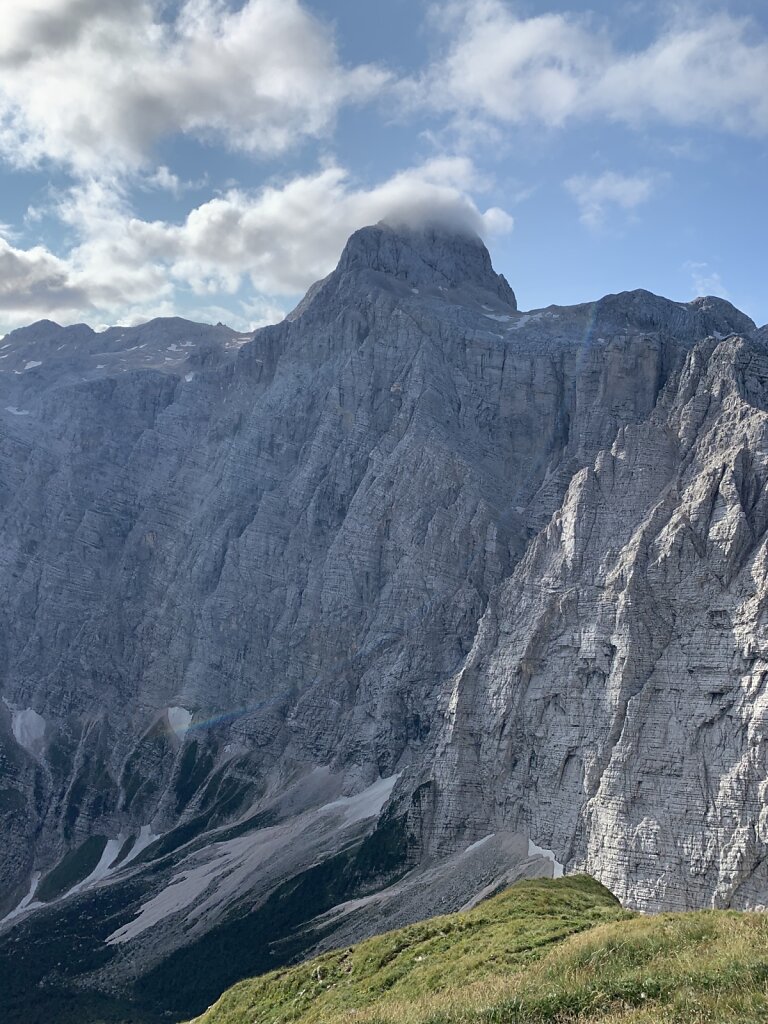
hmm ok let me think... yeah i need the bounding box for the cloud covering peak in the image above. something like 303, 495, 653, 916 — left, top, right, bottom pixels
0, 157, 513, 334
0, 1, 765, 332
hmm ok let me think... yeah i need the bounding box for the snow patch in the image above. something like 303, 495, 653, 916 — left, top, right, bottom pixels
106, 774, 399, 945
0, 872, 41, 925
68, 838, 125, 895
121, 825, 161, 867
528, 839, 564, 878
23, 360, 42, 370
10, 708, 46, 753
499, 312, 552, 332
483, 313, 513, 322
184, 372, 195, 383
5, 407, 30, 416
506, 315, 533, 331
168, 707, 192, 739
2, 831, 153, 925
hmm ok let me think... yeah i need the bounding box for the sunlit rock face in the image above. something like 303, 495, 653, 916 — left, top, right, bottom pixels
0, 220, 765, 1017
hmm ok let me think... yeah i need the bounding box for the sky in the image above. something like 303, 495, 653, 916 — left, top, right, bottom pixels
0, 0, 766, 335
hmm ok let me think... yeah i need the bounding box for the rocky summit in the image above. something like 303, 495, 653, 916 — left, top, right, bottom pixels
0, 221, 766, 1022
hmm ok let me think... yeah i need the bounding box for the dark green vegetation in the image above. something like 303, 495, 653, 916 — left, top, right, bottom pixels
5, 864, 768, 1024
135, 810, 412, 1017
37, 835, 108, 902
0, 807, 412, 1024
174, 741, 215, 813
190, 876, 768, 1024
120, 722, 173, 814
0, 878, 150, 1024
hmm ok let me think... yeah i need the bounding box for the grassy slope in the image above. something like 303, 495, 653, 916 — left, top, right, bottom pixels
189, 876, 768, 1024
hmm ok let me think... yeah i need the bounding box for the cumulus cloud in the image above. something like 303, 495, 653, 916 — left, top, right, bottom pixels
66, 157, 511, 294
0, 157, 513, 333
0, 0, 139, 66
565, 171, 656, 228
418, 1, 768, 136
0, 237, 89, 319
421, 2, 604, 129
0, 0, 389, 175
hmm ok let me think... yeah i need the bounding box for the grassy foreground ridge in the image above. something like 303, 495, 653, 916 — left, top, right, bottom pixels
188, 874, 768, 1023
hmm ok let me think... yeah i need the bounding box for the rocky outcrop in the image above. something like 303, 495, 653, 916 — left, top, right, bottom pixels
425, 328, 768, 911
0, 220, 765, 1019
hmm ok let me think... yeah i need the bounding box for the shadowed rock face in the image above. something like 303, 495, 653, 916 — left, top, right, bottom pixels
337, 222, 517, 305
0, 220, 765, 1017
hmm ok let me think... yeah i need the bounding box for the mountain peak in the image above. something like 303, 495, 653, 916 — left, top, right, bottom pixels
335, 221, 517, 309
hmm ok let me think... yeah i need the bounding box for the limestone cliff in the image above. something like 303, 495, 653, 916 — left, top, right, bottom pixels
0, 222, 763, 1020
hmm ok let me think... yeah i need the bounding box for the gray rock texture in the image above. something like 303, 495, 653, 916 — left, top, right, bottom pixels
0, 220, 765, 1017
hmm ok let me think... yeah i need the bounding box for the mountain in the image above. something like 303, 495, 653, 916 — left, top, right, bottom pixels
0, 221, 765, 1022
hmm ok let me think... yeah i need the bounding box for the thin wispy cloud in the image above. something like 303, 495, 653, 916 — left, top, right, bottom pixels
565, 171, 657, 229
684, 260, 730, 299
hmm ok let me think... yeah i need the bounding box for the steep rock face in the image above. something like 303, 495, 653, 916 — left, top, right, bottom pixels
0, 220, 764, 1018
425, 331, 768, 911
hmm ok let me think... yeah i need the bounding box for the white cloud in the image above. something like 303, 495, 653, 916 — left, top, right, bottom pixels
0, 236, 89, 319
0, 157, 513, 333
593, 14, 768, 134
422, 2, 604, 128
144, 167, 184, 195
0, 0, 389, 175
685, 260, 729, 299
419, 1, 768, 137
63, 157, 511, 296
565, 171, 656, 228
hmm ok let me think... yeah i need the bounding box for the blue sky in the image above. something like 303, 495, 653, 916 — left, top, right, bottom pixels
0, 0, 766, 334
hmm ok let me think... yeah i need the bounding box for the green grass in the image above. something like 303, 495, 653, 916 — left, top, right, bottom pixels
188, 876, 626, 1024
188, 876, 768, 1024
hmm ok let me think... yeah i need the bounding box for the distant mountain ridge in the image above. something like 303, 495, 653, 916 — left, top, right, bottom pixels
0, 221, 765, 1021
